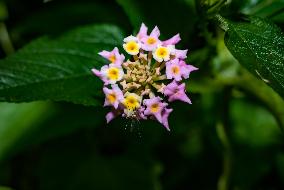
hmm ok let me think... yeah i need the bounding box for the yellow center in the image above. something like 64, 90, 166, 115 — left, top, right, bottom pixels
107, 93, 116, 104
123, 95, 140, 111
109, 54, 116, 63
156, 47, 169, 58
107, 67, 120, 80
147, 37, 156, 45
125, 41, 139, 54
150, 103, 160, 113
171, 66, 180, 74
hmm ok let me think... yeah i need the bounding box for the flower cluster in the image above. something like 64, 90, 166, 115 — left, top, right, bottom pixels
92, 23, 198, 131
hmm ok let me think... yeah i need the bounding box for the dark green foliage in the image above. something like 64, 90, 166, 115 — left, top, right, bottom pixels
0, 25, 124, 106
0, 0, 284, 190
222, 16, 284, 98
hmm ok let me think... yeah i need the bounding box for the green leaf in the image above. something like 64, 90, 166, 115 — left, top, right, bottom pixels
0, 24, 124, 106
217, 15, 284, 98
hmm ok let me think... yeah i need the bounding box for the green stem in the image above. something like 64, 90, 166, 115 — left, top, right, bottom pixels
236, 74, 284, 133
0, 22, 14, 55
217, 87, 233, 190
208, 0, 227, 12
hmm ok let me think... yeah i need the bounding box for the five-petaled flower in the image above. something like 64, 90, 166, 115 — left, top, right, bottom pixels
92, 23, 198, 131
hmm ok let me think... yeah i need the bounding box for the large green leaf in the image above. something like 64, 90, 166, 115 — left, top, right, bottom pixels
0, 24, 124, 106
218, 16, 284, 98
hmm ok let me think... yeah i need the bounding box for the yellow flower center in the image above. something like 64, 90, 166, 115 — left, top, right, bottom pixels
107, 93, 116, 104
125, 41, 139, 54
123, 95, 140, 111
107, 67, 120, 80
109, 54, 116, 63
147, 37, 156, 45
156, 47, 169, 58
150, 103, 160, 113
171, 66, 180, 74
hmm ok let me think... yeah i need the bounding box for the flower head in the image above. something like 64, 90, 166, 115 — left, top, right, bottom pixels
92, 23, 198, 131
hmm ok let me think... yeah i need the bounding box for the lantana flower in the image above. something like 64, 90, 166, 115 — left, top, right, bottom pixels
91, 23, 198, 131
98, 47, 125, 66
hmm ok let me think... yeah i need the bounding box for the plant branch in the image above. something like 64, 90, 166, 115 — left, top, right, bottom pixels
217, 86, 233, 190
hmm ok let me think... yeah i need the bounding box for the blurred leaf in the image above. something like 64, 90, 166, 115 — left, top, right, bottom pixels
0, 102, 51, 161
12, 103, 106, 153
276, 153, 284, 181
25, 130, 159, 190
272, 11, 284, 23
218, 16, 284, 98
253, 1, 284, 18
0, 2, 8, 21
231, 99, 280, 147
241, 0, 284, 20
0, 187, 13, 190
230, 99, 281, 189
116, 0, 196, 44
10, 1, 131, 44
0, 24, 124, 106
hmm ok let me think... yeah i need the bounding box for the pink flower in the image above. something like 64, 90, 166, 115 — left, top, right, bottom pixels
106, 108, 122, 123
91, 65, 108, 84
92, 64, 124, 85
166, 59, 198, 81
137, 106, 147, 120
163, 81, 191, 104
143, 96, 167, 123
103, 84, 124, 109
98, 47, 125, 66
179, 60, 198, 79
166, 59, 183, 81
174, 49, 188, 59
161, 108, 173, 131
92, 23, 198, 130
141, 26, 162, 51
162, 34, 181, 46
137, 23, 148, 40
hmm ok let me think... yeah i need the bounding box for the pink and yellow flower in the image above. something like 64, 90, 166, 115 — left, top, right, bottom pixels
98, 47, 125, 66
162, 34, 181, 46
153, 45, 174, 62
123, 36, 141, 55
144, 96, 167, 123
92, 64, 124, 85
103, 84, 124, 109
163, 81, 191, 104
166, 59, 198, 81
91, 23, 198, 131
141, 26, 162, 51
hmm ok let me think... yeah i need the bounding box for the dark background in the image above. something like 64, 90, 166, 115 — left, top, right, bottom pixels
0, 0, 284, 190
